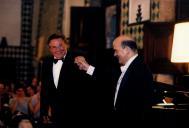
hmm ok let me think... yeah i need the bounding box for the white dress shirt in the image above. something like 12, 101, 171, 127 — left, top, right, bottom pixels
52, 55, 65, 88
114, 54, 138, 106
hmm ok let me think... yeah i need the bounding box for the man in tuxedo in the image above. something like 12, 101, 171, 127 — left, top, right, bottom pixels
40, 33, 92, 128
112, 35, 153, 127
75, 35, 153, 127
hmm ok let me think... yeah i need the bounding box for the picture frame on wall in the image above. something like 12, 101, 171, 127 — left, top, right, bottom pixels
128, 0, 151, 25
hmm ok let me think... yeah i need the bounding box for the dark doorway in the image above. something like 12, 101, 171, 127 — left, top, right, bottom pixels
70, 7, 105, 65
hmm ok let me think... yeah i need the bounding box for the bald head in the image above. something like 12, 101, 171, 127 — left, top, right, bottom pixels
113, 35, 138, 65
113, 35, 137, 51
113, 35, 135, 44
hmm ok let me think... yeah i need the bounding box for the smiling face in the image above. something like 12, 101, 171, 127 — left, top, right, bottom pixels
48, 38, 68, 59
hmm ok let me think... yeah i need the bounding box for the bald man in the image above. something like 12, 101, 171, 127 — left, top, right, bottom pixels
111, 35, 153, 127
75, 35, 153, 127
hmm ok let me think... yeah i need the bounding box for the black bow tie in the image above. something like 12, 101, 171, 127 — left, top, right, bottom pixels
53, 58, 64, 64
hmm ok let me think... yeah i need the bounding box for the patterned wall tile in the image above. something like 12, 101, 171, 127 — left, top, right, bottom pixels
0, 47, 33, 83
57, 0, 64, 32
120, 0, 161, 49
0, 0, 34, 83
120, 0, 144, 49
151, 0, 160, 21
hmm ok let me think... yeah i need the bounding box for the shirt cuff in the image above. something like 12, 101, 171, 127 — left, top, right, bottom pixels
86, 65, 95, 76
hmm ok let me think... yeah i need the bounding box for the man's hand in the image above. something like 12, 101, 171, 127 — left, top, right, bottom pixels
74, 56, 90, 71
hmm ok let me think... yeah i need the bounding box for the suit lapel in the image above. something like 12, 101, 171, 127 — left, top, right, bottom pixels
56, 60, 66, 90
118, 56, 139, 94
45, 57, 57, 90
56, 52, 71, 90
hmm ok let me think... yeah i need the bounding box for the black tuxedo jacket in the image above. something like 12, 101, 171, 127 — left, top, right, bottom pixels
114, 55, 153, 126
40, 51, 92, 127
